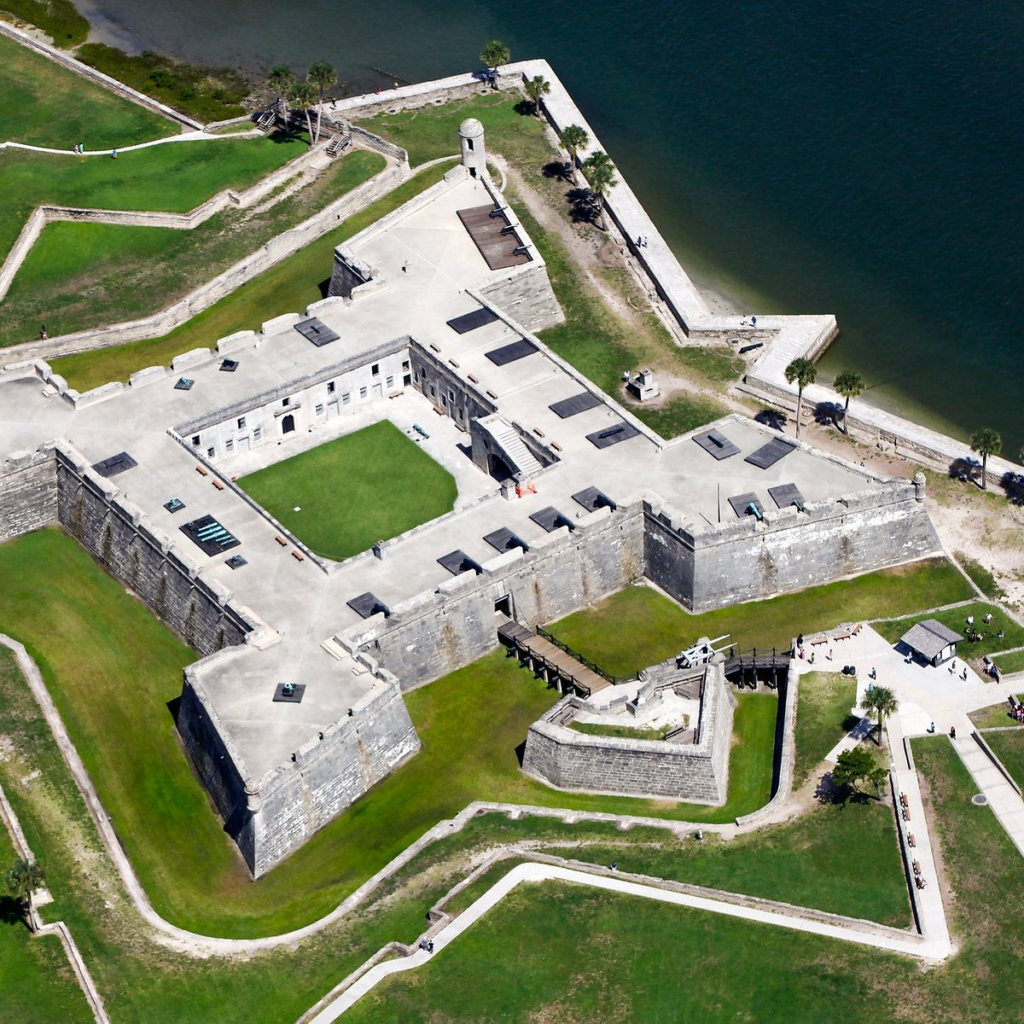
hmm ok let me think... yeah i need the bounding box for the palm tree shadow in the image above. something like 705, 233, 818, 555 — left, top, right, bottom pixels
0, 896, 26, 927
567, 187, 597, 224
542, 160, 572, 182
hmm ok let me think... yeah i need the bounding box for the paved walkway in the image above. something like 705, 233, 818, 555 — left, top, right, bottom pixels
951, 729, 1024, 857
307, 860, 953, 1021
0, 129, 260, 156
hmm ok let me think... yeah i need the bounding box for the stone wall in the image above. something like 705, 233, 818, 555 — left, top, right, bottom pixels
644, 481, 941, 613
178, 659, 420, 877
54, 445, 256, 656
478, 264, 563, 335
1, 160, 407, 364
409, 341, 497, 431
345, 501, 646, 688
521, 663, 734, 803
0, 446, 57, 542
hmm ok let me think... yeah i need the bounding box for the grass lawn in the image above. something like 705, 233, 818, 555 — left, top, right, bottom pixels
874, 601, 1024, 662
336, 739, 1024, 1024
238, 421, 457, 561
970, 699, 1024, 730
569, 720, 677, 741
792, 671, 859, 787
0, 804, 93, 1023
993, 649, 1024, 674
955, 550, 1005, 600
0, 131, 306, 294
0, 528, 774, 937
549, 560, 971, 678
983, 730, 1024, 791
0, 31, 171, 147
50, 160, 457, 391
0, 149, 384, 347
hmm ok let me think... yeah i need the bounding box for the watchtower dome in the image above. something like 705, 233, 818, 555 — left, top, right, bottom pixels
459, 117, 486, 178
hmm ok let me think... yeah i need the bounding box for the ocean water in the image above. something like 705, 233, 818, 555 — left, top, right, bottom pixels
72, 0, 1024, 455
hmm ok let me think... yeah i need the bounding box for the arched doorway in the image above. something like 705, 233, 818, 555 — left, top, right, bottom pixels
282, 414, 295, 434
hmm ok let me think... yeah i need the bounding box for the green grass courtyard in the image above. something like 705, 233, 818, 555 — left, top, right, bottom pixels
238, 420, 458, 561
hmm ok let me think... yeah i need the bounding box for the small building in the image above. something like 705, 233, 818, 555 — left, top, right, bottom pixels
900, 619, 963, 666
626, 368, 659, 402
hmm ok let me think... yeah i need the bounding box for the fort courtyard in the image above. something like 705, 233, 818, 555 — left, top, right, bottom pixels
1, 20, 1024, 1024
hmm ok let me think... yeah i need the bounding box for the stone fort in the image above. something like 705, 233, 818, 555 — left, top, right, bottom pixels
0, 121, 941, 876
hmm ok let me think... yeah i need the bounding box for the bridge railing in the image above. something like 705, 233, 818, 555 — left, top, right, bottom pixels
535, 626, 634, 685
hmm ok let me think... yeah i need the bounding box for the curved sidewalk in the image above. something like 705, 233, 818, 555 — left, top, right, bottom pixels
307, 860, 953, 1022
0, 129, 260, 156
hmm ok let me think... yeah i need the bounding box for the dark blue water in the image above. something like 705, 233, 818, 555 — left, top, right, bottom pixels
74, 0, 1024, 454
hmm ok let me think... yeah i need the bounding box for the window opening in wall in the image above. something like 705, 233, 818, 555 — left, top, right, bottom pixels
327, 381, 336, 394
403, 373, 412, 386
371, 363, 380, 376
253, 426, 262, 441
282, 397, 291, 407
448, 388, 456, 404
402, 360, 410, 371
386, 375, 394, 388
225, 439, 234, 453
191, 435, 200, 447
207, 447, 215, 458
237, 417, 246, 429
315, 403, 324, 416
467, 138, 474, 151
494, 595, 512, 617
342, 392, 351, 405
359, 386, 368, 399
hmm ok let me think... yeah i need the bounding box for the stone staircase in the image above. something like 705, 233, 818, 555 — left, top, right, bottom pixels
490, 419, 543, 478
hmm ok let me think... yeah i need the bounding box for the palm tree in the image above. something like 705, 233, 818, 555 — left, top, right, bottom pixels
784, 357, 817, 438
480, 40, 510, 88
861, 686, 898, 747
306, 60, 338, 144
560, 124, 589, 183
583, 151, 618, 230
267, 64, 294, 121
970, 427, 1001, 490
289, 82, 317, 143
832, 370, 865, 434
7, 858, 44, 932
524, 75, 550, 119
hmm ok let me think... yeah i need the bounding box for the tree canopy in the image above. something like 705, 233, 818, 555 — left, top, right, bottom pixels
833, 370, 865, 433
970, 427, 1002, 490
831, 747, 887, 799
784, 357, 817, 439
481, 41, 511, 72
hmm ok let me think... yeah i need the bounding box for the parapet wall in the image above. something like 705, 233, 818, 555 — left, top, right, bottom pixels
348, 500, 646, 689
644, 480, 941, 612
54, 444, 255, 656
522, 663, 734, 803
0, 446, 57, 543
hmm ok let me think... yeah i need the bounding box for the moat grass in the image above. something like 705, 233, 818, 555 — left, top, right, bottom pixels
792, 671, 859, 787
549, 559, 972, 677
321, 740, 1024, 1024
0, 804, 93, 1024
874, 601, 1024, 662
0, 644, 903, 1024
0, 149, 385, 348
0, 529, 773, 936
0, 131, 307, 294
51, 160, 458, 391
238, 421, 457, 561
0, 30, 170, 146
982, 730, 1024, 791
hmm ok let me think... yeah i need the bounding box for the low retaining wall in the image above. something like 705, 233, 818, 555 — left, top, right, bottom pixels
1, 146, 407, 363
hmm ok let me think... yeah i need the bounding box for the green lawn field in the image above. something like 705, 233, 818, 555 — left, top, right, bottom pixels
0, 30, 171, 147
0, 804, 93, 1023
874, 601, 1024, 662
550, 560, 972, 677
0, 149, 384, 347
239, 421, 457, 561
792, 670, 859, 786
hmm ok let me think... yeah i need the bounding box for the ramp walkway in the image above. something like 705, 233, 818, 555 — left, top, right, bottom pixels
498, 621, 613, 697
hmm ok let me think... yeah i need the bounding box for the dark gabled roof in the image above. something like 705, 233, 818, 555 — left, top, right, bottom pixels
901, 619, 963, 659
